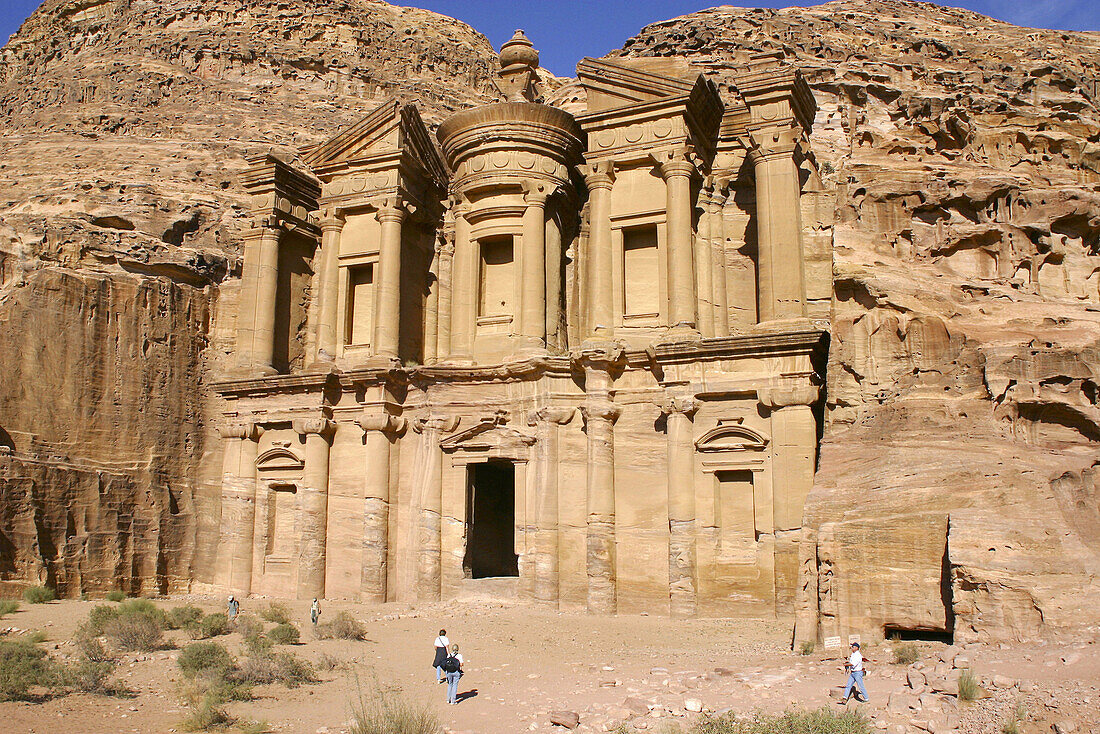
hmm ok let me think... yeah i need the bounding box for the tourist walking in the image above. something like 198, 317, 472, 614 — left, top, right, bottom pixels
839, 641, 869, 703
432, 629, 450, 682
442, 643, 464, 705
227, 595, 239, 622
310, 598, 321, 625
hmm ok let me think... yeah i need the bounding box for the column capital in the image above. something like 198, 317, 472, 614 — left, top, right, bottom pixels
357, 413, 406, 435
246, 215, 283, 237
521, 179, 554, 206
572, 341, 626, 372
313, 208, 345, 233
651, 148, 700, 180
293, 417, 335, 439
580, 402, 621, 425
580, 161, 615, 191
530, 406, 576, 426
219, 422, 262, 441
411, 414, 462, 434
376, 197, 412, 223
660, 396, 699, 418
744, 124, 805, 164
758, 377, 820, 410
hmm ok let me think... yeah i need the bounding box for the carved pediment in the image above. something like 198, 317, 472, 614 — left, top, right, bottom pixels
256, 446, 305, 471
577, 57, 697, 112
695, 421, 769, 452
440, 415, 536, 453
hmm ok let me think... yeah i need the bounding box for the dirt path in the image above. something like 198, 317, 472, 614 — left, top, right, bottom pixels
0, 596, 1096, 733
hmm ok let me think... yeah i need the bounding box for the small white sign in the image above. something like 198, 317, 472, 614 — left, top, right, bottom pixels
823, 636, 842, 649
848, 634, 862, 646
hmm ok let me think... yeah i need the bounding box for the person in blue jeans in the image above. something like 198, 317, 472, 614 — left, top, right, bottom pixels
443, 644, 465, 705
839, 641, 869, 703
432, 630, 450, 683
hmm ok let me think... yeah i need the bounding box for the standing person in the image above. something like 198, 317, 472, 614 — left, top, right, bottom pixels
310, 598, 321, 626
839, 641, 869, 703
442, 643, 464, 705
432, 629, 450, 683
227, 595, 239, 622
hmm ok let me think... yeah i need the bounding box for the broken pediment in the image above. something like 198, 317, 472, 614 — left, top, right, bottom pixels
439, 415, 536, 453
694, 421, 769, 452
256, 446, 305, 472
304, 99, 448, 189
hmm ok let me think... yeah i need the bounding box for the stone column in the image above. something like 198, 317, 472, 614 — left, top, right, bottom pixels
236, 218, 281, 374
710, 185, 731, 337
424, 250, 439, 366
313, 210, 345, 364
579, 345, 623, 614
447, 203, 476, 362
545, 210, 563, 351
748, 127, 807, 321
434, 214, 456, 364
654, 150, 699, 333
695, 190, 716, 338
356, 414, 404, 603
519, 181, 550, 351
531, 407, 574, 604
415, 416, 448, 602
373, 199, 407, 361
581, 163, 615, 339
293, 417, 334, 600
218, 422, 261, 595
662, 397, 698, 617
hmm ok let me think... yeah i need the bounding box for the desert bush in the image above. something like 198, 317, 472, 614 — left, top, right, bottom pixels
178, 641, 235, 680
268, 623, 300, 646
86, 604, 120, 633
104, 614, 162, 652
179, 682, 234, 732
167, 605, 203, 630
350, 680, 442, 734
22, 586, 56, 604
260, 603, 293, 625
105, 590, 126, 602
798, 640, 815, 656
236, 650, 315, 688
196, 612, 229, 639
0, 600, 19, 617
61, 655, 129, 697
74, 632, 116, 664
690, 708, 870, 734
958, 669, 980, 701
316, 652, 341, 671
236, 613, 264, 639
892, 642, 919, 665
239, 720, 273, 734
315, 610, 365, 640
0, 639, 58, 701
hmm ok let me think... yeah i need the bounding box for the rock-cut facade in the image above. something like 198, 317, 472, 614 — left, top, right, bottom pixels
211, 32, 833, 616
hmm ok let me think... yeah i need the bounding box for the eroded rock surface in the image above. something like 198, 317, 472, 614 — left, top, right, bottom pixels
610, 0, 1100, 642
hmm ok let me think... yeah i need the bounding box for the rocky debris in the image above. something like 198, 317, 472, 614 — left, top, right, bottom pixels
548, 710, 580, 729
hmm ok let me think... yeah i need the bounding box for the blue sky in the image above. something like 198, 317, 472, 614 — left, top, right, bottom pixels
1, 0, 1096, 77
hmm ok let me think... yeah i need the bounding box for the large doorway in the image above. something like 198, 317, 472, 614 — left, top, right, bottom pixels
464, 461, 518, 579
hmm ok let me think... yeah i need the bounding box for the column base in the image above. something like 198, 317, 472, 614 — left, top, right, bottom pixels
304, 359, 339, 374
656, 326, 702, 346
355, 354, 401, 370
231, 363, 279, 378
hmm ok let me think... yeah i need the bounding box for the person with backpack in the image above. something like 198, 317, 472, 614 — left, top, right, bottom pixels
310, 598, 321, 625
432, 629, 450, 683
227, 595, 239, 622
442, 643, 464, 705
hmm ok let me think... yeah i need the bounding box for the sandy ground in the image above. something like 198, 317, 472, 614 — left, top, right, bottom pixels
0, 595, 1097, 734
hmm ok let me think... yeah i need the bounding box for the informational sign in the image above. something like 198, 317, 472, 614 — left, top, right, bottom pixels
823, 636, 842, 649
848, 634, 861, 646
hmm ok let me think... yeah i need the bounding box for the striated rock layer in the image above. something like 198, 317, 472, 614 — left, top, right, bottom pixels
612, 0, 1100, 642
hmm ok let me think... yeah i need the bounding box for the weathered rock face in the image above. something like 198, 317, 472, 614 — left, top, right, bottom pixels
0, 0, 496, 594
612, 0, 1100, 642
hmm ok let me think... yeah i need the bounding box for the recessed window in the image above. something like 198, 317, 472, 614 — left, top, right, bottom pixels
622, 224, 659, 318
479, 236, 514, 318
346, 263, 374, 346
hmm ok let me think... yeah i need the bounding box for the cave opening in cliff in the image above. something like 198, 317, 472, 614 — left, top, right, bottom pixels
882, 625, 954, 644
463, 461, 518, 579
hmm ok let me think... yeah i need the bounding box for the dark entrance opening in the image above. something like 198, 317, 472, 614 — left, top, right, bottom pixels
464, 461, 518, 579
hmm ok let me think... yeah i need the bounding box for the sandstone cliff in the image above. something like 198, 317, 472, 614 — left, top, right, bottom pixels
611, 0, 1100, 642
0, 0, 497, 594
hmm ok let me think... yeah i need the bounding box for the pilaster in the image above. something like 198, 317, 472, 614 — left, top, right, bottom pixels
529, 407, 576, 605
293, 417, 334, 600
662, 396, 698, 617
580, 162, 615, 340
373, 198, 410, 362
356, 413, 406, 603
311, 210, 345, 366
217, 422, 262, 596
653, 149, 700, 336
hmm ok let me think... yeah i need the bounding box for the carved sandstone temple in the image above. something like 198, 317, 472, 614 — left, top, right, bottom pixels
212, 33, 831, 616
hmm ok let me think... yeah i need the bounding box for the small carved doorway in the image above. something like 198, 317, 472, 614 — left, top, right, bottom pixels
463, 461, 518, 579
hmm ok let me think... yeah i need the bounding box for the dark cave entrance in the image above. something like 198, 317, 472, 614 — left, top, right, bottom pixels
463, 461, 518, 579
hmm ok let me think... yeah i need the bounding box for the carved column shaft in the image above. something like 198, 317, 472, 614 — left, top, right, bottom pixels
416, 418, 446, 602
218, 423, 260, 595
750, 131, 807, 321
358, 414, 402, 603
533, 407, 573, 604
545, 212, 563, 351
448, 207, 475, 361
294, 418, 333, 599
520, 186, 548, 348
314, 214, 344, 363
711, 188, 731, 337
695, 193, 716, 337
236, 223, 281, 374
657, 154, 697, 330
582, 165, 615, 338
664, 398, 698, 617
373, 204, 406, 360
582, 363, 620, 615
435, 240, 455, 363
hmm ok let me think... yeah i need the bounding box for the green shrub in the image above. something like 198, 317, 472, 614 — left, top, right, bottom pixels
178, 641, 235, 680
1001, 720, 1019, 734
61, 655, 128, 697
268, 623, 300, 646
180, 684, 233, 732
892, 642, 920, 665
316, 652, 341, 671
315, 610, 365, 640
74, 632, 116, 663
351, 680, 442, 734
167, 605, 204, 630
260, 603, 293, 625
0, 600, 19, 617
798, 640, 815, 656
197, 612, 229, 639
236, 650, 315, 688
105, 590, 126, 602
239, 721, 273, 734
22, 586, 56, 604
690, 708, 870, 734
103, 613, 163, 652
0, 639, 58, 701
86, 604, 120, 634
236, 614, 264, 640
958, 669, 980, 701
118, 598, 166, 624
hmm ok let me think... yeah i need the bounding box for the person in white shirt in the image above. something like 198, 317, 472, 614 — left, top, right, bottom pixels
443, 643, 465, 705
432, 629, 450, 683
840, 641, 869, 703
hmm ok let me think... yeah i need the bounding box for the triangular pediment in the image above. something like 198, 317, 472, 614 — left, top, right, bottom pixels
577, 57, 698, 113
440, 416, 536, 452
304, 99, 447, 187
695, 422, 769, 452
